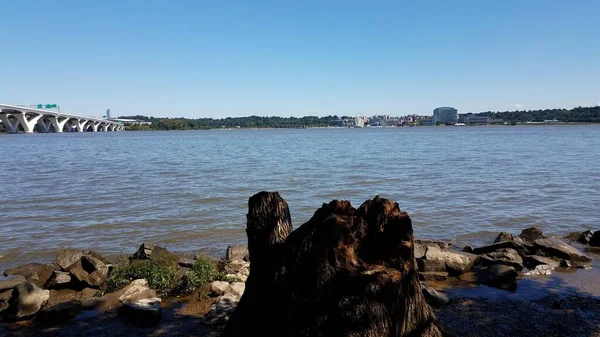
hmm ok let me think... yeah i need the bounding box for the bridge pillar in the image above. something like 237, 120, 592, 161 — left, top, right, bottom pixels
37, 118, 52, 133
0, 114, 20, 133
90, 121, 100, 132
100, 123, 109, 132
73, 119, 88, 132
48, 115, 70, 132
12, 112, 43, 133
108, 124, 116, 131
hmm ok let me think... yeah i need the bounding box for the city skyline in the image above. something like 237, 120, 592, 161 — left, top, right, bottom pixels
1, 1, 599, 118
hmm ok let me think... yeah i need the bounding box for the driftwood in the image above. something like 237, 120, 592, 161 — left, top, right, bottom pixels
223, 192, 446, 337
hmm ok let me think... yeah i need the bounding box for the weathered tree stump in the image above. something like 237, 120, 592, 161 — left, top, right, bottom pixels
223, 192, 446, 337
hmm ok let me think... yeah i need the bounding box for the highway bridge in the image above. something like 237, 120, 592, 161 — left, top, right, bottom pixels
0, 104, 123, 133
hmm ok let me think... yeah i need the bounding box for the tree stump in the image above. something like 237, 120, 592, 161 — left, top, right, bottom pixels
223, 192, 446, 337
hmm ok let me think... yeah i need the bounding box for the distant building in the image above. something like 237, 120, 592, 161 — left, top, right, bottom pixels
433, 107, 458, 124
458, 114, 491, 125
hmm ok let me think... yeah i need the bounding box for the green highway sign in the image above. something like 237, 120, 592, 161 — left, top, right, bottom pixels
38, 104, 57, 109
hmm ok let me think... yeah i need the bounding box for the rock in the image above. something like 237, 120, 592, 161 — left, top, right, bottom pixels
494, 232, 525, 244
462, 246, 473, 253
66, 255, 109, 288
519, 227, 543, 242
480, 248, 524, 271
418, 271, 449, 281
414, 239, 453, 259
119, 297, 162, 327
178, 258, 195, 268
226, 245, 249, 262
3, 281, 50, 320
471, 241, 526, 256
3, 263, 56, 288
0, 290, 12, 314
225, 282, 245, 297
131, 244, 179, 271
78, 288, 99, 301
589, 231, 600, 247
210, 281, 230, 297
118, 279, 157, 303
532, 238, 592, 267
225, 260, 249, 274
0, 275, 26, 291
420, 283, 449, 306
419, 246, 478, 274
524, 265, 552, 276
560, 260, 573, 268
205, 293, 239, 325
481, 265, 518, 289
56, 249, 84, 270
131, 243, 157, 260
44, 271, 71, 289
36, 301, 81, 324
523, 255, 560, 270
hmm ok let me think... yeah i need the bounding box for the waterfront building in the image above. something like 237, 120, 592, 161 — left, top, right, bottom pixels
458, 114, 491, 125
433, 107, 458, 124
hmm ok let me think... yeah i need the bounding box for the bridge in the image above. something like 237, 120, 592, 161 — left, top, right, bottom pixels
0, 103, 124, 133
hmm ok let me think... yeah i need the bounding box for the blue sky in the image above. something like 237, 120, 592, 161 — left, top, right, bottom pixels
1, 1, 599, 118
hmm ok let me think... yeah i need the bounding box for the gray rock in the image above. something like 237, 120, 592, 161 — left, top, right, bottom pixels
0, 275, 26, 291
204, 293, 239, 325
579, 230, 594, 244
482, 264, 518, 288
67, 255, 109, 288
56, 249, 84, 270
36, 301, 81, 324
523, 255, 560, 270
225, 282, 245, 297
226, 245, 249, 262
418, 246, 478, 274
480, 248, 524, 271
44, 271, 71, 289
414, 239, 452, 259
118, 279, 156, 304
225, 260, 250, 274
519, 227, 543, 242
0, 289, 12, 314
494, 232, 525, 244
130, 243, 157, 260
421, 282, 449, 306
524, 264, 552, 276
471, 241, 526, 256
119, 297, 162, 327
210, 281, 230, 297
532, 238, 592, 267
3, 263, 56, 288
418, 271, 449, 281
178, 258, 194, 268
560, 260, 573, 268
589, 231, 600, 247
4, 282, 50, 320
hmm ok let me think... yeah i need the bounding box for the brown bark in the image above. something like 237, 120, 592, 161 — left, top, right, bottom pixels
223, 192, 446, 337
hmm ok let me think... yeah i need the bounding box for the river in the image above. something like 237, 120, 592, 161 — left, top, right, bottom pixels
1, 125, 599, 268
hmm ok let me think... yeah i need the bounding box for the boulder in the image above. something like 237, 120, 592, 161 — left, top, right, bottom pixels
205, 293, 239, 325
462, 246, 473, 253
226, 245, 249, 262
56, 249, 110, 271
36, 301, 81, 324
119, 297, 162, 327
3, 263, 56, 288
481, 264, 518, 289
118, 279, 157, 304
420, 283, 449, 306
67, 255, 109, 288
480, 248, 524, 271
210, 281, 230, 297
419, 246, 478, 274
418, 271, 449, 282
178, 258, 195, 268
0, 275, 26, 291
225, 282, 245, 297
532, 238, 592, 267
524, 265, 552, 276
130, 243, 157, 260
471, 241, 527, 256
519, 227, 543, 242
523, 255, 560, 270
131, 243, 179, 270
44, 271, 72, 289
3, 281, 50, 320
0, 290, 12, 314
589, 231, 600, 247
414, 239, 452, 259
494, 232, 525, 244
225, 260, 250, 274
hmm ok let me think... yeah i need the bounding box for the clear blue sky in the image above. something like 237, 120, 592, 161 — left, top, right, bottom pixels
1, 1, 599, 118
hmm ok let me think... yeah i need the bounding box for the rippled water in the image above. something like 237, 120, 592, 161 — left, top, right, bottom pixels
1, 125, 599, 268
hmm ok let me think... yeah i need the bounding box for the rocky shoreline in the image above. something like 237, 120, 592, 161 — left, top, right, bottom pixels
2, 193, 600, 337
0, 227, 599, 336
